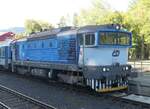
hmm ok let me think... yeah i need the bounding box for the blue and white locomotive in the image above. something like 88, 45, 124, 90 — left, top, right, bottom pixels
0, 24, 132, 92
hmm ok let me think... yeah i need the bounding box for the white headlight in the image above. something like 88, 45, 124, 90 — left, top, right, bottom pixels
107, 68, 110, 71
102, 68, 106, 72
116, 25, 119, 29
125, 66, 129, 70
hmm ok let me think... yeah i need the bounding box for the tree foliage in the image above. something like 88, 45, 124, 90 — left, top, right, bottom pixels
77, 0, 111, 26
73, 13, 79, 27
24, 19, 53, 34
74, 0, 150, 59
22, 0, 150, 59
127, 0, 150, 59
58, 16, 67, 27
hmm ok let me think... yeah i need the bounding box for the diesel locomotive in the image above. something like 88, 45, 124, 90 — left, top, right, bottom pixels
0, 24, 132, 92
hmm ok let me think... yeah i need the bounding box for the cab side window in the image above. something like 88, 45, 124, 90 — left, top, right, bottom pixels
85, 33, 95, 45
78, 33, 95, 46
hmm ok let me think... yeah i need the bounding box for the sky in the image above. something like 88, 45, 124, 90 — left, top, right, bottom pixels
0, 0, 132, 29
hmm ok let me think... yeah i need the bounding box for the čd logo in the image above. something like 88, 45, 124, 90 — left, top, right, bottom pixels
112, 49, 120, 57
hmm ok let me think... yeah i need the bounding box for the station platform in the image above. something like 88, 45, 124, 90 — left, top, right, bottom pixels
128, 72, 150, 96
122, 94, 150, 104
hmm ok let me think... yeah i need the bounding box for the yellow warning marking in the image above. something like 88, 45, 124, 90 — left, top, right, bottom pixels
97, 86, 128, 93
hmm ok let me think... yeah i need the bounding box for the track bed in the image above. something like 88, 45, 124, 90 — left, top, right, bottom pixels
0, 84, 55, 109
0, 71, 149, 109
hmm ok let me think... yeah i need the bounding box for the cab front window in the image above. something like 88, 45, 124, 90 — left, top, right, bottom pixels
99, 32, 131, 46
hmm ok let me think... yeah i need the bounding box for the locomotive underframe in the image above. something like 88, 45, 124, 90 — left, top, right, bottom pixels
12, 60, 131, 92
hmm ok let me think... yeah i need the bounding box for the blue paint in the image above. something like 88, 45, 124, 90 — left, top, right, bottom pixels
16, 34, 78, 64
14, 25, 132, 66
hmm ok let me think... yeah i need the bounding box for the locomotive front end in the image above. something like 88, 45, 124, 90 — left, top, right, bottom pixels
78, 25, 132, 92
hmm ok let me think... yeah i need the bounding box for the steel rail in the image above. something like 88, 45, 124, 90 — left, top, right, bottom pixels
0, 84, 57, 109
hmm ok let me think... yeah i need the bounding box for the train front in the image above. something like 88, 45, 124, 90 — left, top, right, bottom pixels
78, 24, 132, 92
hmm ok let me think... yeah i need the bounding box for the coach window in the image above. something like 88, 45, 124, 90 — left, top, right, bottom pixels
2, 48, 5, 57
85, 33, 95, 45
0, 48, 1, 56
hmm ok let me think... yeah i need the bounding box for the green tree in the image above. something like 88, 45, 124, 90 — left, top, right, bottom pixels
38, 20, 53, 30
73, 13, 79, 27
25, 19, 53, 34
127, 0, 150, 59
58, 16, 67, 27
77, 0, 110, 26
76, 0, 150, 59
25, 19, 42, 34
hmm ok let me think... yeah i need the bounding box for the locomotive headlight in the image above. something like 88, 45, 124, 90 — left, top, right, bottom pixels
122, 66, 129, 71
115, 24, 121, 30
116, 25, 120, 29
106, 68, 110, 71
102, 67, 106, 72
125, 66, 129, 71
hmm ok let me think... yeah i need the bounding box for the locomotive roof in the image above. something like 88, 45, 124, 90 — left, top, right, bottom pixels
77, 24, 120, 33
28, 27, 75, 40
27, 24, 123, 40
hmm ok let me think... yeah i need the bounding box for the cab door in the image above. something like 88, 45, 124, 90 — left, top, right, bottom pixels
78, 33, 96, 66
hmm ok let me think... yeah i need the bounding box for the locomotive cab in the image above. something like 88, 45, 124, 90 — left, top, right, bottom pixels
78, 25, 132, 92
78, 30, 132, 66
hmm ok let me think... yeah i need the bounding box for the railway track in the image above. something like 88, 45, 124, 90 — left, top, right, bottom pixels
0, 84, 56, 109
50, 81, 150, 109
0, 71, 150, 109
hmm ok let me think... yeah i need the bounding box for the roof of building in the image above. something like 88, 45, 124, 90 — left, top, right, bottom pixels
0, 32, 15, 41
